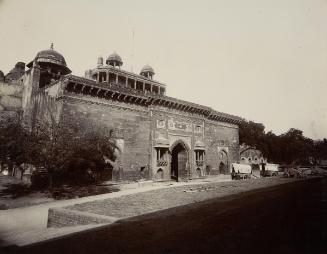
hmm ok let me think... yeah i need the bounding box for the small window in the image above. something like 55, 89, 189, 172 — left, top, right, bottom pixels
194, 125, 202, 133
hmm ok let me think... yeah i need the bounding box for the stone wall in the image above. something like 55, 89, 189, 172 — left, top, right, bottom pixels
204, 121, 239, 175
47, 207, 118, 228
20, 76, 240, 182
56, 94, 240, 181
21, 68, 64, 128
240, 148, 266, 165
151, 107, 239, 180
60, 95, 152, 180
0, 82, 23, 124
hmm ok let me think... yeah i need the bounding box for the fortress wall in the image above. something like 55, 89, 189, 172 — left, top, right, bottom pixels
61, 97, 152, 180
204, 121, 239, 175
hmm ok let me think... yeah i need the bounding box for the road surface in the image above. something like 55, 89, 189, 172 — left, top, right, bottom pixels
5, 177, 327, 254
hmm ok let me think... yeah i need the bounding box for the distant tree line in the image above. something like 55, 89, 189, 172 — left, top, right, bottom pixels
239, 121, 327, 165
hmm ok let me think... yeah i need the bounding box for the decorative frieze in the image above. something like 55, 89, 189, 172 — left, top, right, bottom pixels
168, 118, 193, 132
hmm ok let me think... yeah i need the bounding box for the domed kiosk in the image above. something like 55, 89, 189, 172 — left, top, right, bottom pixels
27, 44, 71, 88
27, 44, 71, 75
140, 64, 155, 79
106, 53, 123, 68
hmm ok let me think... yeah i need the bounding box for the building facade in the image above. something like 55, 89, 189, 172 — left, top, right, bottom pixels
239, 145, 266, 166
2, 46, 243, 182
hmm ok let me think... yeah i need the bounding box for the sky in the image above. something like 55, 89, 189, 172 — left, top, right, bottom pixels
0, 0, 326, 139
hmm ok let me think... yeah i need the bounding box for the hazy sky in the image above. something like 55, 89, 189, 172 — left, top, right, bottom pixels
0, 0, 326, 139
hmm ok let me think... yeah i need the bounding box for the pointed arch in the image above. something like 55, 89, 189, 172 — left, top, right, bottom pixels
169, 139, 191, 154
218, 149, 230, 174
170, 139, 190, 181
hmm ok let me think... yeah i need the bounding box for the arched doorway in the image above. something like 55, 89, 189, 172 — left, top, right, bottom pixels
171, 142, 188, 181
219, 162, 226, 174
219, 150, 229, 174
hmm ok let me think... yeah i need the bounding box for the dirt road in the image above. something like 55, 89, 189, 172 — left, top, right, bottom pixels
8, 177, 326, 254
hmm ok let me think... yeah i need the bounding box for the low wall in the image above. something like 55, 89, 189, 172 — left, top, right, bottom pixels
47, 207, 118, 228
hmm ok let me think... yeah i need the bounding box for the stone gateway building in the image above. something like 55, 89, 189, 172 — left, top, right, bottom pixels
1, 45, 243, 182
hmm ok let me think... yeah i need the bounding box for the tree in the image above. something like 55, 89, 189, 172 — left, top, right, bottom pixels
314, 139, 327, 161
239, 121, 320, 165
0, 114, 118, 188
29, 119, 118, 188
239, 121, 265, 147
278, 128, 314, 165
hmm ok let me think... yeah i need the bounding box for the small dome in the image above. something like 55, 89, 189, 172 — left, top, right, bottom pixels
140, 64, 155, 75
35, 49, 67, 66
106, 52, 123, 67
26, 44, 71, 75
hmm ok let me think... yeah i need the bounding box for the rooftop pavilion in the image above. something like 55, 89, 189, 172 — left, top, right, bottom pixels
85, 53, 166, 96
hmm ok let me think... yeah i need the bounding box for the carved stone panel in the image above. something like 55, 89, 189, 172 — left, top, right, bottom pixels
168, 118, 192, 132
156, 119, 166, 129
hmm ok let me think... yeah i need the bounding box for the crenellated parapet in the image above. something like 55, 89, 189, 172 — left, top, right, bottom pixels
208, 110, 243, 125
64, 75, 149, 106
148, 93, 211, 116
60, 75, 243, 125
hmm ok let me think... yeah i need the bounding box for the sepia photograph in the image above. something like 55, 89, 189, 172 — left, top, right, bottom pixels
0, 0, 326, 253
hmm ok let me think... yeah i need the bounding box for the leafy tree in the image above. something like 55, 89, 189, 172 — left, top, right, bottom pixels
0, 117, 117, 188
239, 121, 321, 166
279, 128, 314, 165
313, 138, 327, 163
239, 121, 265, 147
29, 119, 117, 188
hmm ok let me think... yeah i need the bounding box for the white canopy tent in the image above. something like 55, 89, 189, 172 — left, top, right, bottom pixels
232, 163, 252, 174
265, 164, 279, 172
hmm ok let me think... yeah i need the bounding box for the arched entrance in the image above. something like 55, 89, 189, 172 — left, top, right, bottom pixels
219, 162, 227, 174
219, 149, 229, 174
170, 142, 189, 181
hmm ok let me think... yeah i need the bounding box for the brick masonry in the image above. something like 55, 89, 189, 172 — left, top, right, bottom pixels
21, 85, 240, 181
54, 94, 240, 181
47, 207, 118, 228
16, 55, 242, 183
60, 96, 152, 180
